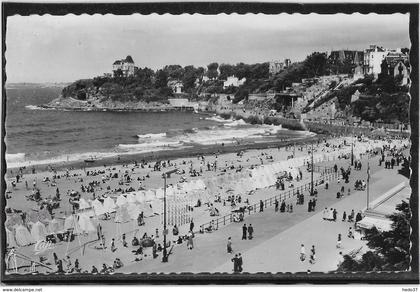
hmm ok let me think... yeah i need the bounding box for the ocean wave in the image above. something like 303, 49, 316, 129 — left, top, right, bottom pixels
205, 116, 233, 123
224, 119, 247, 127
6, 153, 26, 163
137, 133, 166, 139
119, 141, 183, 150
25, 105, 45, 110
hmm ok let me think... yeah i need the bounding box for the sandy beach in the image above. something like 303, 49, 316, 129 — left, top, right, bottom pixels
4, 133, 410, 274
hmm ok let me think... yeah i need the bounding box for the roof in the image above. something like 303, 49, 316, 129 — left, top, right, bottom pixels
125, 55, 134, 63
113, 60, 122, 65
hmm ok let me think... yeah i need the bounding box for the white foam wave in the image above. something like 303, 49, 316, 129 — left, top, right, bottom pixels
205, 116, 233, 123
224, 119, 247, 127
137, 133, 166, 139
119, 141, 182, 150
6, 153, 26, 163
25, 105, 44, 110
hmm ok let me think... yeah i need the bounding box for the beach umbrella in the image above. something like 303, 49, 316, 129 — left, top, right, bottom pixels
14, 225, 34, 247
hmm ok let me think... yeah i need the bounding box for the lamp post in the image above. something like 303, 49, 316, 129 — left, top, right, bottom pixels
310, 141, 314, 196
351, 137, 354, 166
366, 162, 370, 210
162, 168, 178, 263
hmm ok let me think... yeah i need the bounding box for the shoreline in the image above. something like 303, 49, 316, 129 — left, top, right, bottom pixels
6, 133, 323, 176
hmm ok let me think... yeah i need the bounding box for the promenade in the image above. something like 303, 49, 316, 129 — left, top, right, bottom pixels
119, 152, 409, 273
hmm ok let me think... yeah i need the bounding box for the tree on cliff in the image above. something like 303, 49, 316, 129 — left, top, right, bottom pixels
155, 69, 169, 89
207, 62, 219, 80
303, 52, 328, 77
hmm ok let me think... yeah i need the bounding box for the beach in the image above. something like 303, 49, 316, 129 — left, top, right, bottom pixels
4, 131, 410, 274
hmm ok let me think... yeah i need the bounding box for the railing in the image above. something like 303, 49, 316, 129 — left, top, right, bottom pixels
199, 171, 339, 231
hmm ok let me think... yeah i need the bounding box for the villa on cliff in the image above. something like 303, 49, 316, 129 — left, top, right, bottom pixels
113, 56, 136, 77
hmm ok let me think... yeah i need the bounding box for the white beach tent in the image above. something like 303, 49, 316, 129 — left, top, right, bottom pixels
127, 203, 141, 220
30, 221, 47, 242
79, 198, 91, 210
116, 195, 128, 207
6, 227, 17, 248
78, 214, 96, 233
64, 215, 82, 234
103, 197, 117, 213
135, 191, 146, 203
14, 225, 34, 247
126, 193, 137, 204
114, 205, 131, 223
48, 218, 63, 234
145, 190, 155, 201
92, 199, 106, 216
154, 188, 164, 199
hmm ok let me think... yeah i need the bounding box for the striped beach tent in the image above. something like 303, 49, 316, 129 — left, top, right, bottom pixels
114, 205, 131, 223
126, 193, 137, 204
145, 190, 155, 201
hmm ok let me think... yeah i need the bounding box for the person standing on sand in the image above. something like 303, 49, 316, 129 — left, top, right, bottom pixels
242, 224, 247, 240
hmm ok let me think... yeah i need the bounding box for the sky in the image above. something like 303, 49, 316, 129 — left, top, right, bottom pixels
6, 13, 410, 83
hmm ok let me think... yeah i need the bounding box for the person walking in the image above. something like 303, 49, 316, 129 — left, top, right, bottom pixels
299, 244, 306, 262
333, 209, 337, 221
190, 219, 194, 232
348, 227, 354, 239
275, 199, 279, 212
259, 200, 264, 212
342, 211, 347, 222
248, 224, 254, 240
309, 245, 316, 264
187, 231, 194, 250
336, 234, 342, 248
242, 224, 247, 240
227, 237, 233, 253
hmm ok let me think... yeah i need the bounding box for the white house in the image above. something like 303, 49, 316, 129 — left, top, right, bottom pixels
113, 56, 136, 77
167, 80, 184, 93
363, 45, 389, 76
223, 75, 246, 89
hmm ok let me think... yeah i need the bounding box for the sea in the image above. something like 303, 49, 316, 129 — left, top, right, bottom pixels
5, 85, 310, 169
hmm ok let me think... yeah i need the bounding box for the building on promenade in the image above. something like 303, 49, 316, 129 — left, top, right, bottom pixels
112, 55, 136, 77
363, 45, 389, 76
168, 79, 184, 93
